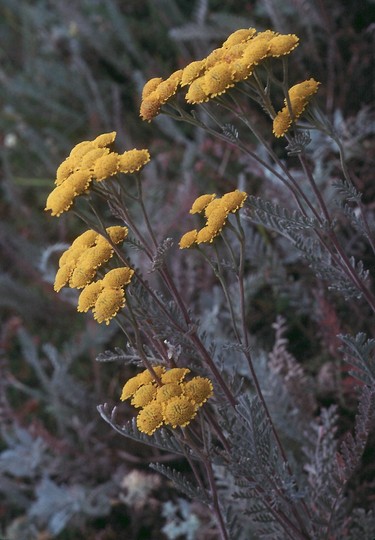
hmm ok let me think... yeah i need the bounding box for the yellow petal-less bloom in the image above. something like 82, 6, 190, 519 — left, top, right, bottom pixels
92, 152, 120, 181
93, 287, 125, 324
77, 280, 104, 312
222, 28, 257, 48
138, 366, 166, 385
288, 78, 320, 103
58, 245, 83, 267
136, 402, 164, 435
196, 226, 217, 244
221, 42, 248, 63
181, 60, 206, 87
142, 77, 164, 100
82, 243, 114, 268
65, 169, 92, 195
161, 367, 190, 384
273, 79, 320, 138
189, 193, 216, 214
206, 207, 228, 233
69, 264, 97, 289
69, 140, 96, 160
273, 108, 293, 137
102, 267, 134, 288
155, 383, 183, 404
120, 374, 144, 401
185, 77, 209, 104
242, 38, 271, 67
106, 225, 129, 244
54, 263, 74, 292
182, 376, 213, 406
80, 147, 110, 169
179, 229, 198, 249
140, 95, 162, 122
163, 395, 197, 428
205, 48, 225, 69
204, 62, 235, 98
204, 198, 223, 218
55, 158, 75, 185
221, 190, 248, 212
268, 34, 299, 57
131, 383, 157, 408
154, 77, 180, 104
169, 69, 184, 83
71, 230, 98, 249
93, 131, 117, 147
118, 149, 151, 174
45, 183, 76, 216
231, 58, 253, 83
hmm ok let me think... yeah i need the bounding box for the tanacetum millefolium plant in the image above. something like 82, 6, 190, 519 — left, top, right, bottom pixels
45, 26, 375, 540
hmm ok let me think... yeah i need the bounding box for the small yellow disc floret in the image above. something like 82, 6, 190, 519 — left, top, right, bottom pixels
120, 374, 144, 401
77, 280, 104, 312
102, 267, 134, 288
131, 383, 157, 408
221, 190, 248, 212
182, 376, 213, 406
161, 368, 190, 384
138, 366, 166, 385
179, 229, 198, 249
155, 383, 183, 404
118, 149, 151, 174
189, 194, 216, 214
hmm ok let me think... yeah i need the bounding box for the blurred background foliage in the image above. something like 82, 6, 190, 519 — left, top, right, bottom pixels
0, 0, 374, 538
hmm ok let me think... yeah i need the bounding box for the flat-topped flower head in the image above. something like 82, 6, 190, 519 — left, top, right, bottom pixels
179, 229, 198, 249
273, 108, 293, 138
268, 34, 299, 57
196, 226, 218, 244
105, 225, 129, 244
54, 263, 74, 292
142, 77, 163, 100
140, 95, 162, 122
138, 366, 166, 385
45, 183, 76, 216
80, 243, 114, 269
161, 368, 190, 384
273, 79, 320, 138
182, 376, 213, 406
154, 77, 180, 104
65, 169, 92, 195
185, 77, 209, 104
136, 402, 164, 435
288, 78, 320, 103
77, 280, 104, 312
102, 267, 134, 288
93, 287, 125, 324
189, 193, 216, 214
204, 62, 234, 98
222, 28, 257, 48
71, 230, 98, 249
181, 60, 206, 87
69, 264, 97, 289
59, 245, 82, 267
80, 147, 110, 169
204, 198, 223, 218
221, 42, 248, 63
69, 140, 96, 160
121, 374, 144, 401
131, 383, 157, 408
206, 207, 228, 233
242, 37, 271, 67
205, 48, 225, 69
55, 158, 75, 185
93, 152, 120, 182
221, 190, 248, 212
92, 131, 117, 148
118, 149, 150, 174
231, 58, 253, 83
155, 383, 183, 404
163, 395, 197, 428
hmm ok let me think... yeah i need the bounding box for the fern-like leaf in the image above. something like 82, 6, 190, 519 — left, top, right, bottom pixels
149, 463, 210, 504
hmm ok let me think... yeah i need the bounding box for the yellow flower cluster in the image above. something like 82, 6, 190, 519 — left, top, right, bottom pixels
45, 132, 150, 216
120, 366, 214, 435
140, 28, 299, 120
179, 190, 248, 248
273, 78, 320, 137
54, 226, 134, 324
